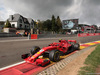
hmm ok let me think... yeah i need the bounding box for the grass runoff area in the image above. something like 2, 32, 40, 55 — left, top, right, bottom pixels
78, 44, 100, 75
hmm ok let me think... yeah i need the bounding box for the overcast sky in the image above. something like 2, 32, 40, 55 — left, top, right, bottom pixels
0, 0, 100, 26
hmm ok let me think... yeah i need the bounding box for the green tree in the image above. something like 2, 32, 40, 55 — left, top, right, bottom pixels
38, 20, 44, 31
43, 21, 48, 31
46, 19, 52, 31
4, 20, 11, 28
43, 19, 52, 31
56, 16, 62, 32
51, 15, 57, 33
34, 20, 38, 29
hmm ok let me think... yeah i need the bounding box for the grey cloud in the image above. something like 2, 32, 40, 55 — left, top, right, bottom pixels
79, 0, 100, 26
1, 0, 100, 26
2, 0, 73, 20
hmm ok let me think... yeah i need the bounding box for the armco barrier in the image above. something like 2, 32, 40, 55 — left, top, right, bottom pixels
78, 33, 100, 37
31, 34, 37, 39
0, 32, 18, 37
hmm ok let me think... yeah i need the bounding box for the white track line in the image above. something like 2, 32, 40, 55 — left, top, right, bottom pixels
0, 40, 100, 71
0, 61, 25, 71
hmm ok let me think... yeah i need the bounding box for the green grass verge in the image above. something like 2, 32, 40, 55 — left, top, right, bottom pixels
78, 44, 100, 75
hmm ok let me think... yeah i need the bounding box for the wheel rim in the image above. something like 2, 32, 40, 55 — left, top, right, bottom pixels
54, 51, 60, 61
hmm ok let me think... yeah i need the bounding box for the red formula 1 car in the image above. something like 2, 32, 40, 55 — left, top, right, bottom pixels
21, 40, 80, 66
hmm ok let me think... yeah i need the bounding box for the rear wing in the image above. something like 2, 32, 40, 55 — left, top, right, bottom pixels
68, 40, 76, 43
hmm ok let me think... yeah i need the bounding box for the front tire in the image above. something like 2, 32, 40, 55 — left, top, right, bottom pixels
49, 50, 60, 62
30, 46, 40, 55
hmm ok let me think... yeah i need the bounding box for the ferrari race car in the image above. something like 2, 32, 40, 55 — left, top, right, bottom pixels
21, 39, 80, 66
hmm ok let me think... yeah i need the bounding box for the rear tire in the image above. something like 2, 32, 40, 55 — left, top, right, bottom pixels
30, 46, 40, 55
74, 43, 80, 50
66, 45, 74, 54
49, 50, 60, 62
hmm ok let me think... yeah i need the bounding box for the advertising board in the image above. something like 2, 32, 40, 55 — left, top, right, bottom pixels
62, 19, 78, 29
78, 33, 100, 37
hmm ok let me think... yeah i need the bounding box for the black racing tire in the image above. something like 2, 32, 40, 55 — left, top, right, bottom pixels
30, 46, 40, 55
43, 52, 49, 58
74, 43, 80, 50
21, 53, 30, 59
66, 45, 74, 54
49, 50, 60, 62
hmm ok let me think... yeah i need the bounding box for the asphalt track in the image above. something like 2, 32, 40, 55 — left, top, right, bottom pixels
0, 35, 100, 68
0, 40, 100, 75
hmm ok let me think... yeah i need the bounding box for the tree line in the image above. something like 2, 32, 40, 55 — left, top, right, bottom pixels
4, 15, 64, 34
34, 15, 63, 33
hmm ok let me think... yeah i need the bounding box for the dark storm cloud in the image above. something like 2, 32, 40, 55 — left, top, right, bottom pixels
1, 0, 100, 26
2, 0, 73, 20
79, 0, 100, 26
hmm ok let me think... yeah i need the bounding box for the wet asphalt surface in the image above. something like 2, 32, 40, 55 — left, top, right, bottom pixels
0, 35, 100, 68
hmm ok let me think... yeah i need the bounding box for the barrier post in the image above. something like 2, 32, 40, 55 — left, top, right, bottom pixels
28, 33, 31, 40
